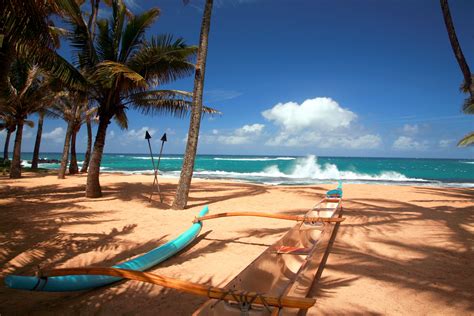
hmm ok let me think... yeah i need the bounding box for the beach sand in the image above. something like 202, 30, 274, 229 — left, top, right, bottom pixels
0, 172, 473, 315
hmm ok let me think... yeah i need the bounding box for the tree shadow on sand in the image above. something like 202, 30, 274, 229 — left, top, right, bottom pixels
303, 188, 474, 313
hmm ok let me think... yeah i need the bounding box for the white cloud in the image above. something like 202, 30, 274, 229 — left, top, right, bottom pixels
126, 127, 155, 141
235, 124, 264, 136
402, 124, 419, 135
42, 127, 64, 143
202, 124, 265, 145
392, 136, 428, 151
266, 131, 381, 149
108, 130, 115, 139
262, 97, 380, 150
262, 97, 357, 133
439, 139, 454, 148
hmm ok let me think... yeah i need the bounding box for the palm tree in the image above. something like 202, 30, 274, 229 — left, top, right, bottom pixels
31, 111, 45, 169
80, 114, 93, 173
0, 113, 17, 161
61, 0, 217, 197
0, 0, 85, 96
440, 0, 473, 146
48, 92, 96, 178
0, 60, 55, 178
173, 0, 214, 209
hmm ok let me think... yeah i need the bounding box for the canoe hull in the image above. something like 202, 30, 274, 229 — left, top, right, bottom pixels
4, 206, 209, 292
194, 197, 342, 315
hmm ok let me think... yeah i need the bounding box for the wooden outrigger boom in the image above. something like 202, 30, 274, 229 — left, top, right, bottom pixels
41, 267, 315, 309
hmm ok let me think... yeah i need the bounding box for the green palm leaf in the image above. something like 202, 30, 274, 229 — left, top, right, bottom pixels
119, 8, 160, 63
462, 96, 474, 114
91, 60, 147, 89
113, 106, 128, 129
127, 35, 197, 85
458, 132, 474, 147
96, 19, 115, 61
127, 90, 220, 117
57, 0, 98, 69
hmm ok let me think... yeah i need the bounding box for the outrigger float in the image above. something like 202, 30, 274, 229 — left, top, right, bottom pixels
4, 183, 343, 315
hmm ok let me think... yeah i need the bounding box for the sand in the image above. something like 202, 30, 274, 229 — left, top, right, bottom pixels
0, 172, 473, 315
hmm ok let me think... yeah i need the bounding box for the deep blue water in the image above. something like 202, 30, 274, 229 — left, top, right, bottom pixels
17, 153, 474, 187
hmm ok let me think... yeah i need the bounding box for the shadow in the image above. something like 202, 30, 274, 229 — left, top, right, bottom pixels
299, 188, 474, 313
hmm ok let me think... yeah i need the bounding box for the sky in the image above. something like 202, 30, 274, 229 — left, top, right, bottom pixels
4, 0, 474, 159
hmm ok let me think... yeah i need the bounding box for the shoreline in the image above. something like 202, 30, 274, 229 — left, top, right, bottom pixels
1, 173, 473, 314
15, 165, 474, 188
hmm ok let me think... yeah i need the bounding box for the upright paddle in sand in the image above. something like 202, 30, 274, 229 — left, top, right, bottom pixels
145, 131, 167, 202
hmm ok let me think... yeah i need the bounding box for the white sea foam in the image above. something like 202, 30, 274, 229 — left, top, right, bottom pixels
461, 161, 474, 164
213, 157, 296, 161
194, 155, 426, 183
132, 156, 182, 160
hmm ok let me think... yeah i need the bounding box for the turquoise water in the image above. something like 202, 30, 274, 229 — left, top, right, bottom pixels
19, 153, 474, 187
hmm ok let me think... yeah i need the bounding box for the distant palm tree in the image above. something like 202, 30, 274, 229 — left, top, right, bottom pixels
173, 0, 214, 209
440, 0, 473, 146
0, 60, 56, 178
80, 110, 93, 173
31, 111, 45, 169
0, 113, 19, 161
48, 92, 97, 178
62, 0, 218, 197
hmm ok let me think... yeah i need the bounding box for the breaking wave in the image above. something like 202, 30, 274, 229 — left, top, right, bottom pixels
213, 157, 296, 161
194, 155, 426, 183
132, 156, 182, 160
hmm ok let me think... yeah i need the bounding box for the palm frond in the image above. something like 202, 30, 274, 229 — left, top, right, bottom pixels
57, 0, 97, 69
113, 106, 128, 129
111, 0, 127, 60
127, 35, 197, 85
24, 120, 35, 128
96, 19, 115, 61
127, 89, 220, 117
15, 44, 87, 90
91, 60, 147, 89
457, 131, 474, 147
119, 8, 160, 62
462, 96, 474, 114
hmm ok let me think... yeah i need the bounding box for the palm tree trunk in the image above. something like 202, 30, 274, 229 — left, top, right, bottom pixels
3, 130, 11, 161
10, 121, 24, 179
172, 0, 214, 210
31, 113, 44, 169
80, 118, 92, 173
69, 129, 79, 174
85, 117, 109, 198
58, 122, 73, 179
440, 0, 473, 96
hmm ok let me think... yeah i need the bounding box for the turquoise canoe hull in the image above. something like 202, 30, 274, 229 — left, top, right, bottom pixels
4, 206, 209, 292
326, 181, 343, 197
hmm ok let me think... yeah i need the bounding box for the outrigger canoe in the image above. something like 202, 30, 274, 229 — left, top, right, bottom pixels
194, 187, 343, 315
4, 206, 209, 292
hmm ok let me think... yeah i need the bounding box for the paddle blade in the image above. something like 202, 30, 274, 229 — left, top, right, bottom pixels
160, 133, 167, 142
145, 131, 152, 140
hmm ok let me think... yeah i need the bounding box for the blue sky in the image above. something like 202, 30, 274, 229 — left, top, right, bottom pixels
5, 0, 474, 158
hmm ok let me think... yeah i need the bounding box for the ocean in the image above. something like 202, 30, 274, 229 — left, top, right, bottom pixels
19, 153, 474, 188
